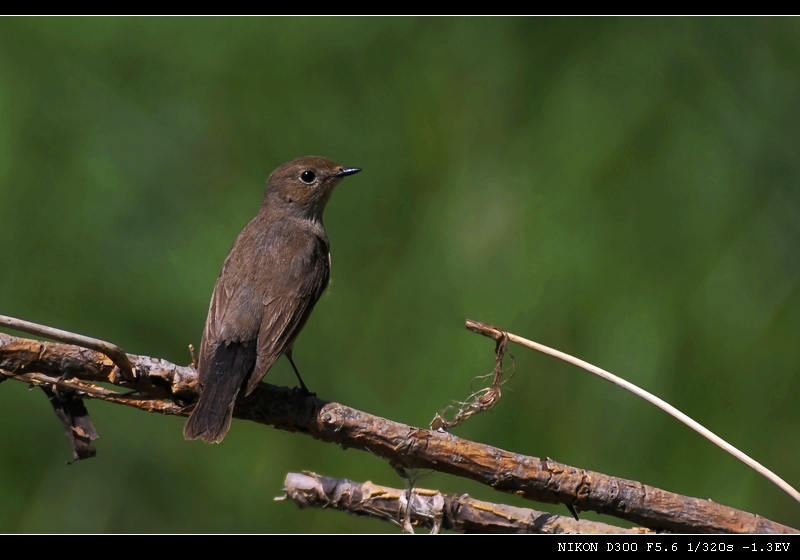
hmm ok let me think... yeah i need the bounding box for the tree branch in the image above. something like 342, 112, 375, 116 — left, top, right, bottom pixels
279, 471, 655, 534
0, 315, 136, 381
1, 331, 796, 534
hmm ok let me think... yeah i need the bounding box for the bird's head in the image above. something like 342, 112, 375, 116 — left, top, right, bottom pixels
263, 156, 361, 220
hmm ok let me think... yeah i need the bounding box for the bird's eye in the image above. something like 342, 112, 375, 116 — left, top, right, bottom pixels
300, 170, 316, 184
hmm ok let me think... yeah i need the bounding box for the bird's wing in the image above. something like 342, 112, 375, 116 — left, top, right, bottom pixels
197, 250, 263, 384
244, 232, 330, 396
243, 294, 316, 395
187, 249, 264, 443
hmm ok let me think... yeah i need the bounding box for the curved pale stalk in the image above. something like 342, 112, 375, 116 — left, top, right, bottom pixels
466, 319, 800, 505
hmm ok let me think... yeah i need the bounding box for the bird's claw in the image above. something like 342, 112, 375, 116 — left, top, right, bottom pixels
293, 385, 316, 397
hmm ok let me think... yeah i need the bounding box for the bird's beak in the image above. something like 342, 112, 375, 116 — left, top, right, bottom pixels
335, 167, 362, 178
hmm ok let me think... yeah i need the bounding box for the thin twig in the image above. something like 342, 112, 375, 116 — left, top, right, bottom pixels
1, 330, 796, 533
189, 344, 198, 368
4, 370, 181, 414
0, 315, 136, 381
465, 319, 800, 505
5, 371, 129, 399
279, 471, 655, 534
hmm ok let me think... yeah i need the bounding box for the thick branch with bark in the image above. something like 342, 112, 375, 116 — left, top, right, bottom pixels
280, 471, 655, 534
0, 331, 797, 534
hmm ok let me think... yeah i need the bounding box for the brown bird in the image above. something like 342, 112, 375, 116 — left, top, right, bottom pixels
184, 156, 361, 443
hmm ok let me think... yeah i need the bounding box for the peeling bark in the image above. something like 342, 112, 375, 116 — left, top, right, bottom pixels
280, 471, 655, 534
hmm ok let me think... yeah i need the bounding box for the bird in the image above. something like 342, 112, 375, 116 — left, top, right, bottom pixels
183, 155, 361, 443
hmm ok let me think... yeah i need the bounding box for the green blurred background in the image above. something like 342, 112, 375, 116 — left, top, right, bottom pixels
1, 17, 799, 533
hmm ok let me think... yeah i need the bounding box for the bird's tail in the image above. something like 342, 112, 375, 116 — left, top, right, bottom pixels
184, 342, 255, 443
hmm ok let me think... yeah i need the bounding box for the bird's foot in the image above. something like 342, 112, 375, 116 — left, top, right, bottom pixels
292, 385, 316, 398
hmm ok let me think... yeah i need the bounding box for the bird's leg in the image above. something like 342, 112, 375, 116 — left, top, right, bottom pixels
285, 351, 311, 395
